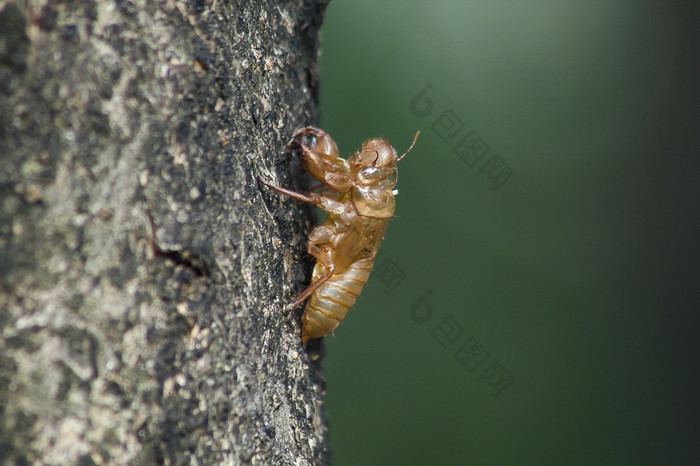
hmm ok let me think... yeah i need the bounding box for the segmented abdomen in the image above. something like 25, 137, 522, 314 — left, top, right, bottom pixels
301, 258, 374, 343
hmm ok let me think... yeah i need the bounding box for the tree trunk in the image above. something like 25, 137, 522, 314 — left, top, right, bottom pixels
0, 1, 330, 464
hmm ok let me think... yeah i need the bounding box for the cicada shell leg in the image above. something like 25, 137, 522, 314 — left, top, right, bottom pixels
289, 127, 352, 192
285, 230, 336, 311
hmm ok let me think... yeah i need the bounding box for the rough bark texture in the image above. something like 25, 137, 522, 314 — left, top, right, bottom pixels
0, 0, 330, 464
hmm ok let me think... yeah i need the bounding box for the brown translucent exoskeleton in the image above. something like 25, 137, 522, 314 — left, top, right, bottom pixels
261, 126, 419, 344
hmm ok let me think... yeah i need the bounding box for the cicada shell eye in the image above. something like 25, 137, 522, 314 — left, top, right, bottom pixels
357, 166, 396, 186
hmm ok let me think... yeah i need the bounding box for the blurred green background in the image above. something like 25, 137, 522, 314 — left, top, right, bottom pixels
315, 1, 698, 465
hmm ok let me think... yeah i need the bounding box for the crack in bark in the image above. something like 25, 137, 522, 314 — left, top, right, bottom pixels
146, 207, 210, 278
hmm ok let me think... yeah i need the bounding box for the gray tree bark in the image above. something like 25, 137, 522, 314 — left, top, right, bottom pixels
0, 1, 330, 464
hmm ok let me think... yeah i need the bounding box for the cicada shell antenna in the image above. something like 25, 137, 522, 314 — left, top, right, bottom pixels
397, 131, 420, 162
